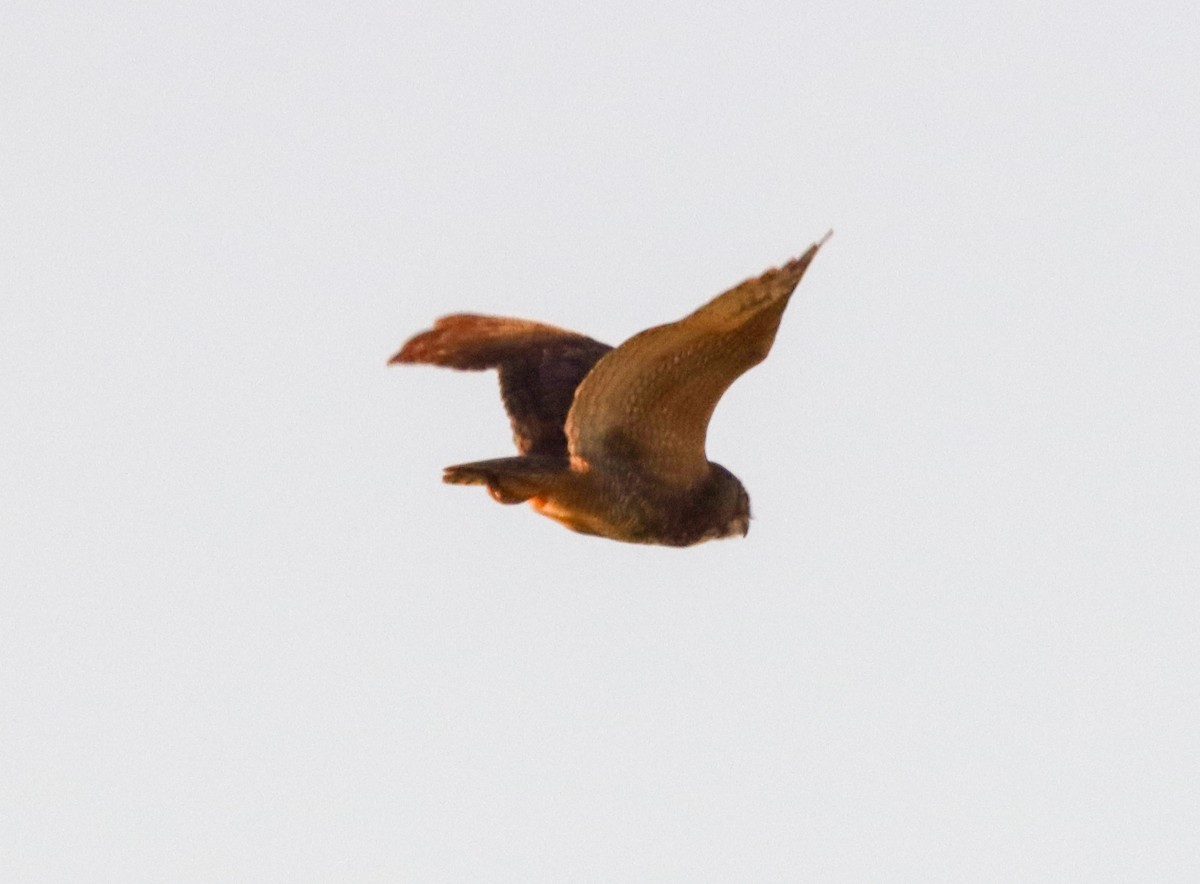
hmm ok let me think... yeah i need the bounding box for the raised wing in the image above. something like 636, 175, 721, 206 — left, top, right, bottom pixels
564, 234, 829, 487
390, 314, 612, 456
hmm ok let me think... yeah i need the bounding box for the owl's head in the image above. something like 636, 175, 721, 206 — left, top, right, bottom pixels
690, 463, 751, 544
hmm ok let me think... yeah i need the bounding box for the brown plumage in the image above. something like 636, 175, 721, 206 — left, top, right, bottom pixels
389, 233, 830, 546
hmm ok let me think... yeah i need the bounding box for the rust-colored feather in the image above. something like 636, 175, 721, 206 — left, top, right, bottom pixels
390, 314, 611, 456
565, 234, 829, 488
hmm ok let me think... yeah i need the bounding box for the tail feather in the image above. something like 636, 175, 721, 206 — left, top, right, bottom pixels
442, 455, 568, 505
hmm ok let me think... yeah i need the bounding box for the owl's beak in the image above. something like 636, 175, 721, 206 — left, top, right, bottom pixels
728, 515, 750, 538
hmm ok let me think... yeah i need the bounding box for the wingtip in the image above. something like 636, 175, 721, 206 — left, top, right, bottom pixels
777, 230, 833, 278
388, 330, 438, 366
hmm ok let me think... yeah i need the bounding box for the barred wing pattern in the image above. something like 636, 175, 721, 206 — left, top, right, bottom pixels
564, 235, 829, 487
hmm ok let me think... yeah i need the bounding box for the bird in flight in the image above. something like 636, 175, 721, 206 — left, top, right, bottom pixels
389, 232, 830, 546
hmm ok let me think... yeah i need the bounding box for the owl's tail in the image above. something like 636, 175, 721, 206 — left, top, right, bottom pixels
442, 455, 568, 505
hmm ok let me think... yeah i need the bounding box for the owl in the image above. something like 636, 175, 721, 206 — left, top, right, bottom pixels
390, 233, 830, 545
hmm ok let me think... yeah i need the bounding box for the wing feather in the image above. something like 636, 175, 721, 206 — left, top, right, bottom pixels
564, 234, 829, 486
390, 314, 611, 456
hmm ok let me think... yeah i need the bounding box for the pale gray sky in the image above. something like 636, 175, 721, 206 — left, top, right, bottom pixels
3, 1, 1199, 881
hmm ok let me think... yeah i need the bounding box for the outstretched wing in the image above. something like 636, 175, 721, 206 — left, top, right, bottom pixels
565, 234, 830, 487
390, 314, 612, 457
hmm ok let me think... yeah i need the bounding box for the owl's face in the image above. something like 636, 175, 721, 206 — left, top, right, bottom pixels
691, 464, 751, 544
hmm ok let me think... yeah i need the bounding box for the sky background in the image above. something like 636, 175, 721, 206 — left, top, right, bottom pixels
4, 1, 1199, 881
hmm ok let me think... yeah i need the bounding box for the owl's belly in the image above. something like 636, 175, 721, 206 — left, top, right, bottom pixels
529, 495, 616, 539
527, 471, 692, 545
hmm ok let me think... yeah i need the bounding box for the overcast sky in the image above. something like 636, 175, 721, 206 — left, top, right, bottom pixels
4, 1, 1199, 881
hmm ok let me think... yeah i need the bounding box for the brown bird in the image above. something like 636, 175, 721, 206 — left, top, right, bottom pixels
390, 233, 830, 546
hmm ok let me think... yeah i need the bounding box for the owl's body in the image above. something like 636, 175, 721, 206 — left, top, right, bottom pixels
390, 234, 829, 546
438, 453, 748, 546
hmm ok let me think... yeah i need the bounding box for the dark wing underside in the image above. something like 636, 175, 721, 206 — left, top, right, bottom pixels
389, 314, 612, 457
